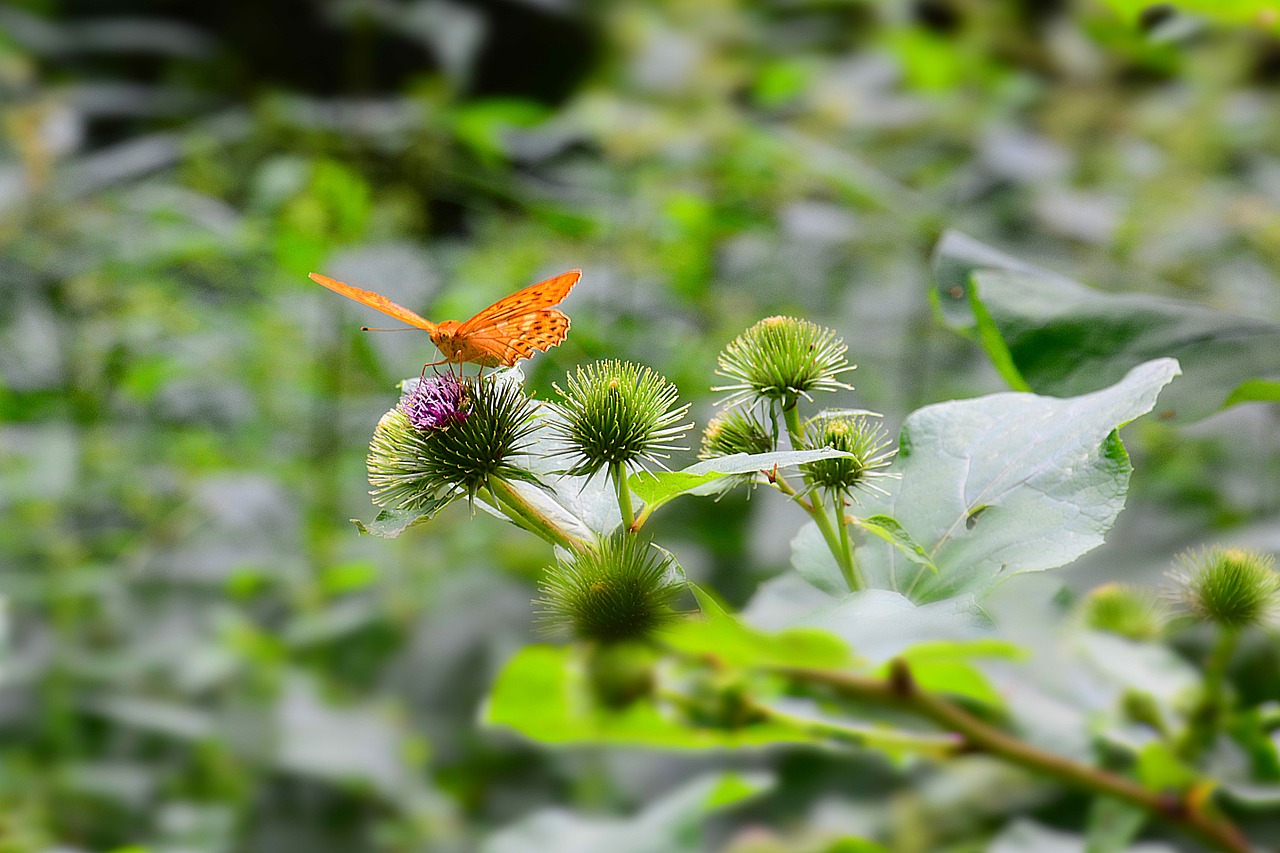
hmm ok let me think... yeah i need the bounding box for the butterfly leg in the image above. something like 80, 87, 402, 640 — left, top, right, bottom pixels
419, 358, 451, 382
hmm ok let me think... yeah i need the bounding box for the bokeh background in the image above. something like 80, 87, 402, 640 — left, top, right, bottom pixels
3, 1, 1280, 851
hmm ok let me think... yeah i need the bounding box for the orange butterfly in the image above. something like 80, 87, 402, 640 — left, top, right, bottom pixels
309, 269, 581, 368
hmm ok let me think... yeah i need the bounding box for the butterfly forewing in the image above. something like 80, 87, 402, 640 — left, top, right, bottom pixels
308, 272, 437, 332
456, 269, 581, 333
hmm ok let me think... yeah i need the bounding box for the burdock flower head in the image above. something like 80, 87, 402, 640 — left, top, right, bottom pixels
1080, 582, 1166, 641
549, 360, 692, 478
802, 411, 895, 501
699, 408, 775, 460
399, 373, 469, 431
368, 372, 539, 515
713, 316, 854, 410
1169, 546, 1280, 630
538, 534, 683, 643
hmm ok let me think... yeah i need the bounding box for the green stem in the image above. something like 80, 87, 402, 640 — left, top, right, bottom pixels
777, 662, 1253, 853
808, 498, 854, 589
833, 491, 862, 591
781, 403, 857, 590
487, 478, 584, 553
770, 472, 813, 511
748, 700, 964, 758
1180, 628, 1240, 762
612, 461, 635, 531
783, 402, 806, 450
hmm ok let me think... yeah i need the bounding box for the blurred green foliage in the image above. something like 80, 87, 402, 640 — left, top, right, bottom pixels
2, 1, 1280, 851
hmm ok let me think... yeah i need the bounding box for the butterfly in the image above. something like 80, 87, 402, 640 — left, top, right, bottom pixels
309, 269, 581, 368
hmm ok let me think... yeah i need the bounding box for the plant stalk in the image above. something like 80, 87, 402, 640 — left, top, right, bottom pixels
1180, 627, 1240, 762
612, 461, 635, 531
781, 403, 857, 589
777, 662, 1253, 853
487, 477, 584, 552
833, 491, 862, 591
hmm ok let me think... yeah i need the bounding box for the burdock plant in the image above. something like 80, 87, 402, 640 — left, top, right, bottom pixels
537, 533, 683, 643
712, 316, 854, 413
699, 408, 775, 459
802, 412, 896, 502
1171, 546, 1280, 630
367, 371, 540, 515
549, 360, 692, 528
1168, 546, 1280, 761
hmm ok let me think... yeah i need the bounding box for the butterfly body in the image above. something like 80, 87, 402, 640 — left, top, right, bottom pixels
309, 269, 580, 368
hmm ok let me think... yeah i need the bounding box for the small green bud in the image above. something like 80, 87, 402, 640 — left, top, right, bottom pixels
712, 316, 854, 409
1121, 690, 1169, 735
549, 360, 692, 478
802, 411, 895, 500
1170, 546, 1279, 630
537, 535, 684, 643
1080, 582, 1166, 641
699, 409, 775, 459
680, 670, 766, 730
367, 373, 539, 511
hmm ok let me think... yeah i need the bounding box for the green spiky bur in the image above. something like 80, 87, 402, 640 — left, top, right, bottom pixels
549, 360, 691, 477
538, 535, 684, 643
713, 316, 854, 409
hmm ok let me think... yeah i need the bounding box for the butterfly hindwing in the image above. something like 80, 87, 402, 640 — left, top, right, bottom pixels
308, 273, 438, 332
455, 309, 571, 366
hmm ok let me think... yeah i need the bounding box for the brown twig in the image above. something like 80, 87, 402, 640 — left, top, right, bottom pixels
777, 661, 1254, 853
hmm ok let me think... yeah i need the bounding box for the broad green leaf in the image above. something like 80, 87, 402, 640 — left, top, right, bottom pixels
662, 586, 853, 670
827, 841, 893, 853
858, 515, 938, 574
1223, 378, 1280, 408
790, 519, 847, 596
1085, 796, 1148, 853
992, 819, 1177, 853
756, 587, 991, 664
856, 359, 1180, 602
1136, 742, 1200, 793
1228, 709, 1280, 782
481, 772, 771, 853
628, 448, 854, 516
933, 230, 1280, 423
482, 645, 828, 749
1218, 780, 1280, 809
875, 639, 1022, 709
1097, 0, 1280, 32
353, 505, 441, 538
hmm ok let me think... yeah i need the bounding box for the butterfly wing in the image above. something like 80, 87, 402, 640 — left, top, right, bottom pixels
456, 270, 581, 332
453, 310, 572, 366
451, 269, 580, 366
308, 272, 437, 332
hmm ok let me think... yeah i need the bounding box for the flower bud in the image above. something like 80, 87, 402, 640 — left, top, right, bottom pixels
680, 670, 766, 730
1170, 546, 1279, 630
367, 373, 539, 512
712, 316, 854, 409
1080, 583, 1165, 641
802, 411, 895, 500
699, 409, 775, 459
537, 534, 683, 643
549, 360, 692, 477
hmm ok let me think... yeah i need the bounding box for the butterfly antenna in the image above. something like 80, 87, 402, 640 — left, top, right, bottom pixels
361, 326, 419, 332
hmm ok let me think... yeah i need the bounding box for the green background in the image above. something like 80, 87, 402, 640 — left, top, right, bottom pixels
2, 1, 1280, 850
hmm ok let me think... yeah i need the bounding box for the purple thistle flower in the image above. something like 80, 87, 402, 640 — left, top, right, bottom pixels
400, 373, 470, 431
